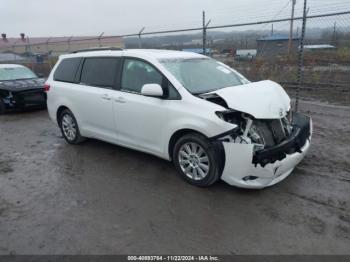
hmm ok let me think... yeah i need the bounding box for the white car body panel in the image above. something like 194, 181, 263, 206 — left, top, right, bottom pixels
46, 49, 312, 189
48, 81, 117, 143
110, 89, 234, 158
111, 89, 171, 156
221, 135, 311, 189
211, 80, 291, 119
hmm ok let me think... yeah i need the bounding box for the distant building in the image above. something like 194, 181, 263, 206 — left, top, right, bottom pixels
0, 52, 25, 62
257, 34, 300, 57
190, 39, 203, 45
304, 44, 336, 52
235, 49, 257, 60
182, 48, 212, 55
0, 35, 124, 56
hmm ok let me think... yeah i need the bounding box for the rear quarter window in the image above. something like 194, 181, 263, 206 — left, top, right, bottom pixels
80, 57, 121, 88
53, 57, 82, 83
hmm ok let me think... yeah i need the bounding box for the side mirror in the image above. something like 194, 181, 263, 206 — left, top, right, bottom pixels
141, 84, 163, 97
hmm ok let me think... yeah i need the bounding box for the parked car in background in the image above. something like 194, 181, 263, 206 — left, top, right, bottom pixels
46, 49, 312, 189
0, 64, 46, 114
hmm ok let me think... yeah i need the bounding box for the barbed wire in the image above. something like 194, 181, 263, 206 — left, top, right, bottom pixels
1, 10, 349, 51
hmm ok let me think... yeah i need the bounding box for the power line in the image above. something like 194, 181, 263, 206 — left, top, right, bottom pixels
205, 10, 350, 30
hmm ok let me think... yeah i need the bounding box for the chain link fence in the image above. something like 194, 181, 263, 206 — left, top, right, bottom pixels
1, 10, 349, 106
210, 12, 350, 107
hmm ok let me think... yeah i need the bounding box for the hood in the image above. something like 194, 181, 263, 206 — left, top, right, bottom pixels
209, 80, 291, 119
0, 78, 45, 92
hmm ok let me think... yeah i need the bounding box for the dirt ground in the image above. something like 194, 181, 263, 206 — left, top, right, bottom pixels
0, 90, 349, 255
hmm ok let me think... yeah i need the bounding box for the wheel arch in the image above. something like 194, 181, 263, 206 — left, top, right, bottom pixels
56, 105, 70, 127
168, 128, 226, 177
168, 128, 209, 161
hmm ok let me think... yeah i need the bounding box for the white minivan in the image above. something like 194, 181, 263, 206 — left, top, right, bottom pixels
46, 49, 312, 189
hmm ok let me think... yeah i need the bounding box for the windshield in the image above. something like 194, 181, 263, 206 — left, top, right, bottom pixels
160, 58, 250, 94
0, 66, 37, 81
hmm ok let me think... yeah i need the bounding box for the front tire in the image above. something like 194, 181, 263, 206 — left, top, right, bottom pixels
173, 133, 222, 187
59, 109, 85, 144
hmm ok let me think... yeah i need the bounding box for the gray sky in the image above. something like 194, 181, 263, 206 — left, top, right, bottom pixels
2, 0, 350, 37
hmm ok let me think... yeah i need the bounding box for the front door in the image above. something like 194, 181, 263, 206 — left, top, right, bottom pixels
112, 58, 171, 155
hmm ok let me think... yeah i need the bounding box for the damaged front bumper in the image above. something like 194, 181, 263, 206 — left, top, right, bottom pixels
219, 112, 312, 189
1, 89, 47, 110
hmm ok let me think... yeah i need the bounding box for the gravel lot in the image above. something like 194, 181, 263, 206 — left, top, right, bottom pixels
0, 95, 349, 255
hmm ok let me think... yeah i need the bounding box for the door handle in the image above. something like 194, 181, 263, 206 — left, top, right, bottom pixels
101, 94, 111, 101
114, 97, 126, 103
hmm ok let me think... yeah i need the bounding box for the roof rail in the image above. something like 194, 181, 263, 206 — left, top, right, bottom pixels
71, 47, 123, 53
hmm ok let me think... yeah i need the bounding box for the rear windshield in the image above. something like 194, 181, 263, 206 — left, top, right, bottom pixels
0, 66, 37, 81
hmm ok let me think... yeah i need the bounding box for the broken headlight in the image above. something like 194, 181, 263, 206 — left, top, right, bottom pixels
216, 109, 295, 153
216, 110, 267, 152
215, 110, 243, 125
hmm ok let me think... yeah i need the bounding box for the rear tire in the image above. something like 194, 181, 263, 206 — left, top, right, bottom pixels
0, 99, 5, 114
59, 109, 85, 144
172, 133, 222, 187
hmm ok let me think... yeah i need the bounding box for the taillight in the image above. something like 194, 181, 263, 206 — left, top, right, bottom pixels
44, 83, 50, 92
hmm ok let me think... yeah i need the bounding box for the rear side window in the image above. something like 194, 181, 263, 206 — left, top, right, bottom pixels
80, 57, 121, 88
54, 57, 82, 83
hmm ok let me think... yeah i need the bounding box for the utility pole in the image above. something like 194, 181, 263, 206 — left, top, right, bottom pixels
67, 36, 73, 52
202, 11, 211, 56
12, 41, 17, 62
98, 32, 104, 47
332, 22, 337, 45
46, 37, 52, 69
138, 27, 145, 48
46, 37, 51, 54
271, 24, 274, 35
26, 36, 34, 71
295, 0, 307, 112
25, 36, 30, 55
203, 11, 206, 55
288, 0, 297, 54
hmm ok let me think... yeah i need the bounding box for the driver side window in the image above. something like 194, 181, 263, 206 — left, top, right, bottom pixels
121, 58, 163, 94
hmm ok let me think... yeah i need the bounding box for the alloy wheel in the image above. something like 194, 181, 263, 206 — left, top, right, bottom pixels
178, 142, 210, 180
61, 114, 77, 141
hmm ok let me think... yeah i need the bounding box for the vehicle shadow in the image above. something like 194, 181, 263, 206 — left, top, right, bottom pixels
2, 106, 47, 116
68, 137, 265, 196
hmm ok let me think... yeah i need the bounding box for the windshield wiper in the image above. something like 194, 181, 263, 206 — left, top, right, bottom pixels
14, 77, 38, 81
192, 88, 219, 95
192, 91, 204, 95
